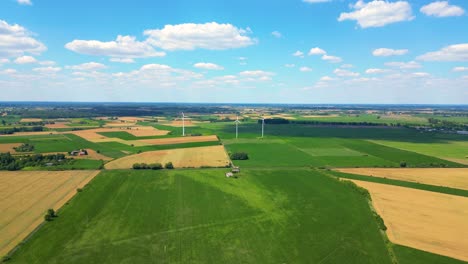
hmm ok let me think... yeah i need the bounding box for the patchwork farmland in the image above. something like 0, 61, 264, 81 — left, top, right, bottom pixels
0, 104, 467, 264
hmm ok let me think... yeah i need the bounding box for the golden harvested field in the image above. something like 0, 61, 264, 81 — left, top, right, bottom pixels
19, 118, 43, 123
0, 131, 58, 137
163, 120, 196, 127
118, 116, 148, 122
0, 170, 100, 257
0, 143, 22, 153
125, 126, 169, 137
263, 114, 296, 120
105, 145, 230, 169
104, 122, 137, 127
44, 122, 70, 129
302, 114, 339, 118
70, 128, 118, 142
350, 180, 468, 261
336, 168, 468, 191
131, 135, 218, 146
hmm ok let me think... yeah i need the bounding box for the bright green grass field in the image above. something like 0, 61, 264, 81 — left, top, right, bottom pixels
224, 137, 461, 168
9, 169, 392, 264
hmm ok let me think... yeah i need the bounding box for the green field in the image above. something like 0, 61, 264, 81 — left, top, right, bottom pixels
9, 169, 393, 264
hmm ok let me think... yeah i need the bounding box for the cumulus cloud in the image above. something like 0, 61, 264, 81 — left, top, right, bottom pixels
366, 68, 388, 74
0, 69, 17, 75
65, 35, 165, 60
453, 66, 468, 72
385, 61, 421, 69
0, 20, 46, 58
17, 0, 32, 5
300, 66, 313, 72
420, 1, 465, 17
239, 70, 274, 81
334, 68, 360, 77
144, 22, 256, 51
308, 47, 326, 55
322, 55, 342, 63
320, 76, 335, 81
66, 62, 107, 71
33, 67, 62, 74
110, 58, 135, 63
412, 72, 430, 77
14, 55, 37, 64
271, 31, 282, 38
338, 0, 414, 28
373, 48, 408, 56
193, 62, 224, 70
293, 50, 304, 57
417, 43, 468, 62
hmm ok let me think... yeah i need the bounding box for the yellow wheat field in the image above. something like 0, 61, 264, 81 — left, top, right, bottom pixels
0, 170, 100, 257
350, 180, 468, 262
336, 168, 468, 191
130, 135, 218, 146
19, 118, 43, 123
0, 143, 22, 153
105, 145, 230, 169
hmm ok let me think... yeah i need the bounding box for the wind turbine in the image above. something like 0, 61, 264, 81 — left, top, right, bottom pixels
181, 112, 185, 137
261, 116, 265, 138
235, 115, 241, 139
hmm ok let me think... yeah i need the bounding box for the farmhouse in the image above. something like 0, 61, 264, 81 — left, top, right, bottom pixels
232, 166, 240, 173
225, 172, 234, 178
70, 149, 88, 156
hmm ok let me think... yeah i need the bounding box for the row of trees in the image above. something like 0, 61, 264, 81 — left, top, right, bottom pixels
230, 152, 249, 160
132, 162, 174, 170
428, 118, 467, 131
259, 118, 390, 127
0, 153, 69, 171
0, 126, 44, 135
13, 143, 35, 152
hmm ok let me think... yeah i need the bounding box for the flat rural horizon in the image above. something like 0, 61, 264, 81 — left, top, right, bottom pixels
1, 0, 467, 263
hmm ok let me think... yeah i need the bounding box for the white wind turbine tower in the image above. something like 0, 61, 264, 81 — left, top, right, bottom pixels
261, 116, 265, 138
182, 112, 185, 137
235, 115, 241, 139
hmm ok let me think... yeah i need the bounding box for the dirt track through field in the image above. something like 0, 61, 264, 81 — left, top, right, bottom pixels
336, 168, 468, 191
0, 171, 100, 257
104, 145, 229, 169
350, 180, 468, 261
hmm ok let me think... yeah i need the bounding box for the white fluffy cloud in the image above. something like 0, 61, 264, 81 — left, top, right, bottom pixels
14, 55, 37, 64
334, 68, 360, 77
322, 55, 342, 63
366, 68, 388, 74
373, 48, 408, 56
239, 70, 274, 81
65, 35, 165, 60
193, 62, 224, 70
320, 76, 335, 81
300, 66, 313, 72
453, 66, 468, 72
293, 51, 304, 57
338, 0, 414, 28
0, 20, 46, 58
308, 47, 342, 63
17, 0, 32, 5
109, 58, 135, 63
33, 67, 62, 74
66, 62, 107, 71
385, 61, 421, 69
417, 43, 468, 62
144, 22, 256, 51
308, 47, 326, 55
420, 1, 465, 17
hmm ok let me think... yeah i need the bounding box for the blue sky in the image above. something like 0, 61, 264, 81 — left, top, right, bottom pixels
0, 0, 467, 104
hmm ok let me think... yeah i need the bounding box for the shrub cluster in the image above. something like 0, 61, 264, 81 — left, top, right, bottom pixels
230, 152, 249, 160
133, 163, 163, 170
13, 143, 35, 152
44, 208, 57, 222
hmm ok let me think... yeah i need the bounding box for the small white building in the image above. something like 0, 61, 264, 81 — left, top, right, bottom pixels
225, 172, 234, 178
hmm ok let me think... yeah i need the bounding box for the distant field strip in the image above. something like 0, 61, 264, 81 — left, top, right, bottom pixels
0, 171, 99, 257
132, 135, 219, 146
351, 180, 468, 262
104, 145, 230, 169
336, 168, 468, 191
0, 143, 22, 153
